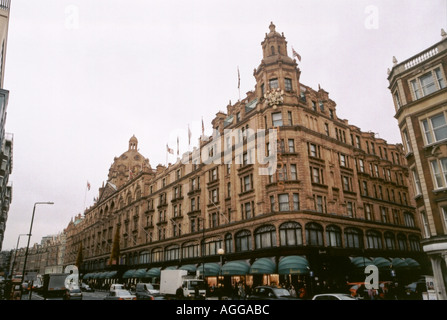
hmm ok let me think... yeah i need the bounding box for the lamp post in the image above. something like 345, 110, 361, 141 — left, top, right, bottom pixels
218, 248, 224, 300
21, 202, 54, 300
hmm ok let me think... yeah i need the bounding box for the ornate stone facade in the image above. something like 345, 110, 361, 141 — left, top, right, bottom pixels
64, 23, 428, 291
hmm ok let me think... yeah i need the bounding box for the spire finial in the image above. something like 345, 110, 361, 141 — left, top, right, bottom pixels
269, 21, 276, 33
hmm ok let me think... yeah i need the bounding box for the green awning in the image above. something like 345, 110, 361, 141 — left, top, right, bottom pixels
98, 272, 108, 279
107, 271, 118, 279
179, 264, 197, 272
278, 256, 309, 275
404, 258, 420, 269
390, 258, 409, 270
250, 258, 276, 275
122, 269, 136, 279
372, 257, 391, 269
350, 256, 373, 268
221, 260, 250, 276
145, 267, 161, 278
134, 268, 147, 278
92, 272, 101, 279
164, 266, 177, 270
82, 273, 93, 280
197, 263, 221, 276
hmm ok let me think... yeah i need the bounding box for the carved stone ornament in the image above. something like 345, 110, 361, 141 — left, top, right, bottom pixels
264, 88, 284, 107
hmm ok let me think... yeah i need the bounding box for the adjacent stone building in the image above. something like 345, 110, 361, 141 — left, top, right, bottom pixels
388, 29, 447, 299
65, 23, 428, 293
0, 0, 12, 252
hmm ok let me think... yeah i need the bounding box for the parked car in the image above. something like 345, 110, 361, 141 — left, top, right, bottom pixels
247, 286, 301, 300
110, 283, 125, 292
312, 293, 357, 300
81, 283, 94, 292
63, 288, 83, 300
104, 289, 136, 300
135, 283, 160, 300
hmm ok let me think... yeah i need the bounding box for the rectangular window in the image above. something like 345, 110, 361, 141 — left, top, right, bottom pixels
394, 91, 401, 109
269, 78, 279, 89
272, 112, 283, 127
431, 158, 447, 189
422, 112, 447, 145
290, 164, 297, 180
279, 194, 290, 211
293, 193, 300, 211
381, 207, 388, 223
285, 78, 292, 91
358, 159, 365, 172
347, 202, 354, 217
315, 195, 325, 213
270, 195, 275, 212
411, 67, 446, 100
339, 154, 347, 167
412, 169, 422, 195
288, 139, 295, 153
365, 204, 372, 221
287, 111, 293, 125
441, 206, 447, 233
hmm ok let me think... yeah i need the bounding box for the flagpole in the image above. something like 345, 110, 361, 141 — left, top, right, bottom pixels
83, 182, 88, 212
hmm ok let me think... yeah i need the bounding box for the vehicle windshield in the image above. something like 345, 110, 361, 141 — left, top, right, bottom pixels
187, 281, 204, 290
70, 289, 82, 293
273, 288, 291, 297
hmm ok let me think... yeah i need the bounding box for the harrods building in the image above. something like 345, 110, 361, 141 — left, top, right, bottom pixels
64, 23, 428, 291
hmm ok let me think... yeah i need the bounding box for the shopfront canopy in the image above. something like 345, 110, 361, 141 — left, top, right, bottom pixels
371, 257, 392, 270
404, 258, 420, 269
350, 256, 373, 269
197, 263, 221, 277
250, 258, 276, 275
221, 260, 250, 276
134, 268, 147, 278
278, 256, 309, 275
145, 267, 161, 278
179, 264, 197, 273
122, 269, 136, 279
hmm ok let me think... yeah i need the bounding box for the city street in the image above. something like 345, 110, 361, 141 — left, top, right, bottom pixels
21, 290, 109, 300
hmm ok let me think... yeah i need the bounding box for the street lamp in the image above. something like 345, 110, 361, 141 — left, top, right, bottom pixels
21, 202, 54, 300
218, 248, 224, 299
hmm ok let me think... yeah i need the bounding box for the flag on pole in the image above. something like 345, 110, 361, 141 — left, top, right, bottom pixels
237, 66, 240, 89
166, 144, 174, 154
292, 47, 301, 62
177, 136, 179, 156
188, 124, 192, 146
87, 181, 91, 191
201, 117, 205, 136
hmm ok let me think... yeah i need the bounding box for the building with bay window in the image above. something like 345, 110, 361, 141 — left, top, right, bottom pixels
65, 23, 428, 295
388, 29, 447, 300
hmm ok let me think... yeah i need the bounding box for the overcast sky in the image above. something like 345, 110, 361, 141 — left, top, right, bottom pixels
1, 0, 445, 251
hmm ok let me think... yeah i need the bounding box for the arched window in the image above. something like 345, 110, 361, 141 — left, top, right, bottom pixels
397, 234, 407, 251
366, 230, 382, 249
182, 242, 199, 259
384, 232, 396, 250
235, 230, 251, 252
409, 235, 421, 251
152, 248, 163, 262
344, 228, 363, 249
279, 222, 303, 246
255, 225, 277, 249
326, 225, 342, 247
306, 223, 324, 246
139, 251, 150, 264
204, 238, 223, 256
225, 233, 233, 254
165, 245, 180, 261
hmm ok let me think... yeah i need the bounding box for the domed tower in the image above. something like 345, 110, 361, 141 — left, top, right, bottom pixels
107, 135, 152, 189
254, 22, 301, 105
